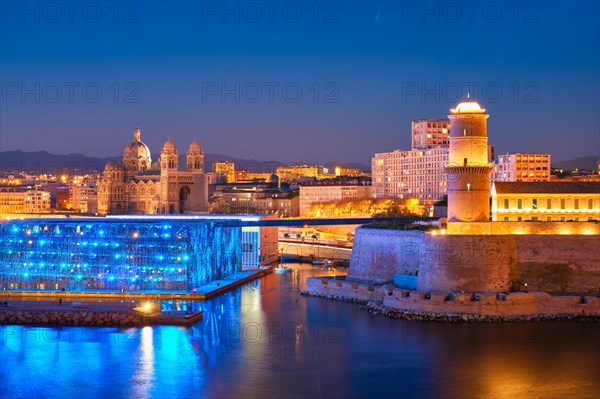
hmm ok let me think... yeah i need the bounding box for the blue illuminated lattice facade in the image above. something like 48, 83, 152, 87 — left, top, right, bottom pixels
0, 218, 242, 291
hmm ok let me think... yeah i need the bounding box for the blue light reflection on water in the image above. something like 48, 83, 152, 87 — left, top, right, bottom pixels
1, 265, 599, 399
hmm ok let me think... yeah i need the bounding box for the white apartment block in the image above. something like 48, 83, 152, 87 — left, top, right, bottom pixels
411, 119, 450, 150
372, 147, 449, 203
299, 184, 371, 216
494, 153, 551, 182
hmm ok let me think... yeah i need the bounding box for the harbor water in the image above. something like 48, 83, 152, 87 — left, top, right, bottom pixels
1, 264, 599, 399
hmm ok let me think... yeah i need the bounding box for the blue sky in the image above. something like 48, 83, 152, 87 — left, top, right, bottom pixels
0, 0, 598, 165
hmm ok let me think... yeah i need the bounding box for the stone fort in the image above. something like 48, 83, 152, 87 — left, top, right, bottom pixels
346, 100, 600, 296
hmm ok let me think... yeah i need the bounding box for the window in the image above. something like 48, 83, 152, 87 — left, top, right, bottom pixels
504, 199, 509, 209
517, 199, 523, 209
532, 198, 538, 210
503, 217, 509, 221
547, 217, 552, 221
561, 199, 566, 210
589, 199, 594, 210
532, 216, 538, 221
517, 217, 522, 222
547, 198, 552, 210
574, 199, 580, 210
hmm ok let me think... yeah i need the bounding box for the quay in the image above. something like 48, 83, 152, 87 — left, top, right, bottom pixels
0, 267, 272, 302
0, 300, 203, 327
304, 276, 600, 321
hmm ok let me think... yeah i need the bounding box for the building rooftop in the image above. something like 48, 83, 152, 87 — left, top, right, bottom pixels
0, 187, 46, 192
301, 183, 369, 187
450, 100, 486, 114
413, 118, 450, 123
494, 181, 600, 194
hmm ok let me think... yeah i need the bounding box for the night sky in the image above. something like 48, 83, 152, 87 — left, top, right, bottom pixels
0, 1, 598, 165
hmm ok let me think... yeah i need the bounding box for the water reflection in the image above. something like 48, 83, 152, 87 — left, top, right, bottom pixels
0, 264, 599, 399
129, 327, 154, 399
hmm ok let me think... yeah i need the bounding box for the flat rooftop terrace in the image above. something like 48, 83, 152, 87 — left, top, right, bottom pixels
1, 214, 437, 227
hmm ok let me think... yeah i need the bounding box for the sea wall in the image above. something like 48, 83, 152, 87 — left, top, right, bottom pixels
305, 277, 384, 302
512, 235, 600, 294
346, 229, 422, 284
419, 234, 600, 294
347, 227, 600, 294
417, 234, 514, 292
384, 290, 600, 317
304, 277, 600, 319
0, 305, 203, 326
0, 308, 146, 326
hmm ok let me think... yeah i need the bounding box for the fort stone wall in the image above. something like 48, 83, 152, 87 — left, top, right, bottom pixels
347, 227, 600, 295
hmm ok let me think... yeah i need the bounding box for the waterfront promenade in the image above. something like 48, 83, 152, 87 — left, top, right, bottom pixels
0, 268, 272, 301
303, 276, 600, 321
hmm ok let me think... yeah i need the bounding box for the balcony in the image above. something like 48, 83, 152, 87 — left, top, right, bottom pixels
444, 163, 494, 175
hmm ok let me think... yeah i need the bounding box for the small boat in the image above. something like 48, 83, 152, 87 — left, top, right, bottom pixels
275, 266, 292, 273
314, 259, 336, 266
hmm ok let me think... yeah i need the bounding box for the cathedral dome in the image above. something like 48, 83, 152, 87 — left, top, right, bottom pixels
123, 128, 152, 162
187, 140, 203, 154
450, 100, 486, 114
104, 161, 124, 172
161, 138, 178, 154
123, 140, 152, 160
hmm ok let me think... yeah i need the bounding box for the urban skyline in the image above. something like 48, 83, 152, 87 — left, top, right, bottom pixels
1, 1, 599, 164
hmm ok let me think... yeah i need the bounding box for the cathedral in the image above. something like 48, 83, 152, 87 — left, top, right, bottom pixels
97, 128, 209, 215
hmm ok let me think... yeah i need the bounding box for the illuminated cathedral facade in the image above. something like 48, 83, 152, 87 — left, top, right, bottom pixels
98, 128, 209, 215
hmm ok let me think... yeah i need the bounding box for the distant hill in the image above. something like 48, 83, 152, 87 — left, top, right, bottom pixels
0, 150, 116, 174
552, 156, 599, 171
0, 150, 370, 174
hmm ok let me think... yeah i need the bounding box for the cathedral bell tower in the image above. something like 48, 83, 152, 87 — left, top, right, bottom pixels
160, 138, 178, 172
159, 138, 179, 214
186, 140, 204, 173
